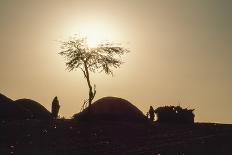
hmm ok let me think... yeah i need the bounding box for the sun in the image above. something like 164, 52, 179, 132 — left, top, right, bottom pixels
64, 19, 119, 48
78, 23, 112, 48
85, 33, 102, 48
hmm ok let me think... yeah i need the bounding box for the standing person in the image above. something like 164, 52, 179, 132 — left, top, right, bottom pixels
146, 112, 149, 120
149, 106, 155, 121
51, 96, 60, 119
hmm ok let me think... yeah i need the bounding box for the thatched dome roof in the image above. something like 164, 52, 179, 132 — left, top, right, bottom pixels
73, 97, 146, 122
0, 94, 32, 120
0, 93, 13, 103
14, 99, 51, 119
0, 93, 51, 120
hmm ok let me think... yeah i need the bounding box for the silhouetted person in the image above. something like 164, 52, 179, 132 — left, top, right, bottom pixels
146, 112, 149, 119
51, 96, 60, 119
149, 106, 155, 121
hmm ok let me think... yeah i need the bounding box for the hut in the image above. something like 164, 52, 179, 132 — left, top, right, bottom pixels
0, 94, 32, 120
0, 93, 51, 120
73, 97, 146, 122
14, 99, 51, 119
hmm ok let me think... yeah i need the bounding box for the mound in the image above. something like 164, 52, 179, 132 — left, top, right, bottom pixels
0, 94, 32, 120
73, 97, 146, 122
0, 93, 13, 103
14, 99, 51, 119
0, 93, 51, 120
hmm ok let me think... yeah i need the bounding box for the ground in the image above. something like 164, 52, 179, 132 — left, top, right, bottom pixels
0, 120, 232, 155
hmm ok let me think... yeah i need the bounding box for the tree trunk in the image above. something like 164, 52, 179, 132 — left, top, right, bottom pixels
84, 63, 94, 110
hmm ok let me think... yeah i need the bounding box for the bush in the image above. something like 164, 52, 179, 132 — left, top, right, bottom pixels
155, 106, 194, 124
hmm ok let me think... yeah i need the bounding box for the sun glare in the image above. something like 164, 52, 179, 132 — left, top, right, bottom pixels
64, 19, 122, 48
79, 30, 108, 48
78, 22, 113, 48
86, 34, 101, 48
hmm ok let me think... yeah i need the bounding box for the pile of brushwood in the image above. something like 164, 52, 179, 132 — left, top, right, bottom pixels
155, 106, 194, 124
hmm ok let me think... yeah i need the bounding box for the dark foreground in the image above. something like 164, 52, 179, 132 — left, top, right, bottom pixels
0, 120, 232, 155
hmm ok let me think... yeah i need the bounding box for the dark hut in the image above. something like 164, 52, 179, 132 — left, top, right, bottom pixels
0, 94, 32, 120
14, 99, 51, 119
0, 93, 13, 103
155, 106, 194, 124
0, 93, 51, 120
73, 97, 146, 122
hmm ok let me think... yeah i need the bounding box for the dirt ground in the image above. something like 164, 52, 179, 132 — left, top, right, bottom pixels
0, 119, 232, 155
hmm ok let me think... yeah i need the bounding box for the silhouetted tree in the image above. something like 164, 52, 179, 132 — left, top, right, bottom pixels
59, 37, 129, 110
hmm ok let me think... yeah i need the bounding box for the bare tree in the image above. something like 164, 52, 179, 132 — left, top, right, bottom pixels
59, 37, 129, 110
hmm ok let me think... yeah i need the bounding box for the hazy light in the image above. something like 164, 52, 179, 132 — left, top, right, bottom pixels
65, 19, 116, 48
81, 30, 104, 48
79, 23, 112, 48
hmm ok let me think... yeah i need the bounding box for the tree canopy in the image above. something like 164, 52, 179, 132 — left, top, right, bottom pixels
59, 37, 129, 110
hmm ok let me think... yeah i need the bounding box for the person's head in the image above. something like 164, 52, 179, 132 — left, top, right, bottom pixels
54, 96, 58, 100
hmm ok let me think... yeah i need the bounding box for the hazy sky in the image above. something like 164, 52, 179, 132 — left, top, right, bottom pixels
1, 0, 232, 123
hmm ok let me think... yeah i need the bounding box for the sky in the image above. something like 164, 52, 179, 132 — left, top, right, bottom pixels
1, 0, 232, 123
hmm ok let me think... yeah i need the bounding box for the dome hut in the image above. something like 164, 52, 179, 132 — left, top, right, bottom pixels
73, 97, 146, 122
0, 93, 51, 120
0, 94, 32, 120
14, 99, 51, 119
